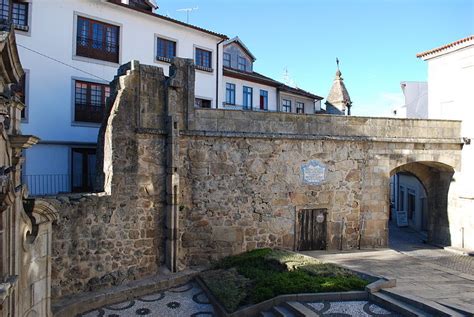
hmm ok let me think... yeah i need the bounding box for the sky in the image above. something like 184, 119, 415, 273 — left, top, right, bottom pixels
156, 0, 473, 117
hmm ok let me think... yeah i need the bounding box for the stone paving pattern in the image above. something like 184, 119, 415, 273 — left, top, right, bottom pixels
305, 301, 400, 316
304, 224, 474, 313
80, 281, 401, 317
79, 281, 214, 317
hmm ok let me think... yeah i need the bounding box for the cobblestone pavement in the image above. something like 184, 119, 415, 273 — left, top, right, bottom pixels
389, 222, 474, 275
79, 281, 214, 317
303, 223, 474, 314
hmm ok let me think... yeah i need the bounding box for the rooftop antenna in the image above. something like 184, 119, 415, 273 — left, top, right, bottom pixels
176, 6, 199, 24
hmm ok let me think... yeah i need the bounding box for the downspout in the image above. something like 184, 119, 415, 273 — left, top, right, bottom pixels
215, 38, 226, 109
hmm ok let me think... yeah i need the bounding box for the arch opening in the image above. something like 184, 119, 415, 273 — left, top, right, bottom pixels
388, 161, 454, 249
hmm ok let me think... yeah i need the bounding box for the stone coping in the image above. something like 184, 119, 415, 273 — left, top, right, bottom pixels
196, 272, 394, 317
52, 268, 202, 317
182, 130, 463, 144
195, 108, 463, 123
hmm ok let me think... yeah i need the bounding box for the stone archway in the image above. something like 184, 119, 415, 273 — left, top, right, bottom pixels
389, 161, 455, 246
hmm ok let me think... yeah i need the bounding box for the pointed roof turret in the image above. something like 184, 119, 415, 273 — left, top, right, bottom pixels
325, 58, 352, 115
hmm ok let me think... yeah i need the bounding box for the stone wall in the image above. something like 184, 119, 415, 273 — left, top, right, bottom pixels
48, 59, 463, 300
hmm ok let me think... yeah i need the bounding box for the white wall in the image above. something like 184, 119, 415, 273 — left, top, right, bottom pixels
401, 81, 428, 118
279, 92, 316, 114
222, 76, 278, 111
424, 42, 474, 249
16, 0, 223, 181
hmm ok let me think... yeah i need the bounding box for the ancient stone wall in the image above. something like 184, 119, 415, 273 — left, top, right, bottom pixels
48, 59, 463, 300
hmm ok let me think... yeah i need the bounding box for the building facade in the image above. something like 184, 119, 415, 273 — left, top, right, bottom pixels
11, 0, 323, 196
391, 81, 428, 118
392, 35, 474, 250
13, 0, 227, 195
221, 37, 323, 113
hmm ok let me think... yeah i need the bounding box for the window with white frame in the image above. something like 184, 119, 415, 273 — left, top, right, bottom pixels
282, 99, 291, 112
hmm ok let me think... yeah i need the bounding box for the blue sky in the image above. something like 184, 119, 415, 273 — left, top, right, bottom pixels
158, 0, 473, 116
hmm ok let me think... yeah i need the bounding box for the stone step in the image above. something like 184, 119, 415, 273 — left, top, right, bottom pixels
380, 289, 466, 317
283, 301, 318, 317
272, 305, 297, 317
260, 311, 277, 317
370, 292, 432, 317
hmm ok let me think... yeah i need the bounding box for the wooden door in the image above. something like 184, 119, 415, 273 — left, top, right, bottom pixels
297, 209, 327, 251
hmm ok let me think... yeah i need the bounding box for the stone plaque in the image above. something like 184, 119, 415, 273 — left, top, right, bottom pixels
301, 160, 327, 185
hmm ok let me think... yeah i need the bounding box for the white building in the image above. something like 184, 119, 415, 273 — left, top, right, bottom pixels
391, 81, 428, 118
6, 0, 323, 195
221, 37, 323, 113
392, 35, 474, 250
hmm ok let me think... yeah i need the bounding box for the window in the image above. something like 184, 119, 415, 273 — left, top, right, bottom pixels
74, 80, 110, 123
296, 102, 305, 114
223, 53, 231, 67
72, 148, 96, 193
76, 16, 120, 63
238, 56, 247, 71
226, 83, 235, 105
195, 98, 211, 108
12, 72, 27, 119
282, 99, 291, 112
156, 37, 176, 62
0, 0, 29, 31
0, 0, 8, 22
243, 86, 253, 109
195, 48, 212, 70
259, 90, 268, 110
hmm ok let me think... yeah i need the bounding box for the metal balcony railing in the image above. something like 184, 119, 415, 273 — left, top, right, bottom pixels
76, 36, 119, 63
24, 173, 96, 196
75, 103, 104, 123
24, 174, 71, 196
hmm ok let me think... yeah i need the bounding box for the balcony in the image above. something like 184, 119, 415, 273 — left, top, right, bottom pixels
74, 104, 104, 123
24, 173, 96, 196
76, 36, 119, 63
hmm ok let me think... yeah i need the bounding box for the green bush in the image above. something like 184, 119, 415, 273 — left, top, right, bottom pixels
201, 248, 369, 313
200, 268, 250, 313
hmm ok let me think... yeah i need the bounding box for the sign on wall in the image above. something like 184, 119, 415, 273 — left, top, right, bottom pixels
301, 160, 327, 185
396, 211, 408, 227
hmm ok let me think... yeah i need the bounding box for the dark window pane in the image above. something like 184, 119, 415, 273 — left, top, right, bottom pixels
156, 37, 176, 60
12, 1, 28, 27
196, 48, 212, 68
0, 0, 10, 22
74, 80, 110, 123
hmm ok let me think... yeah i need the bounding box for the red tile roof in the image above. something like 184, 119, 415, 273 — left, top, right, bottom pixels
416, 35, 474, 58
107, 0, 228, 39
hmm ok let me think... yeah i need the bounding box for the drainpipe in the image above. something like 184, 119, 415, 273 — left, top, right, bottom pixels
215, 38, 226, 109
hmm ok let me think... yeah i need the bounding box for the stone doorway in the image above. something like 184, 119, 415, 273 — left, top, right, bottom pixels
296, 209, 327, 251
